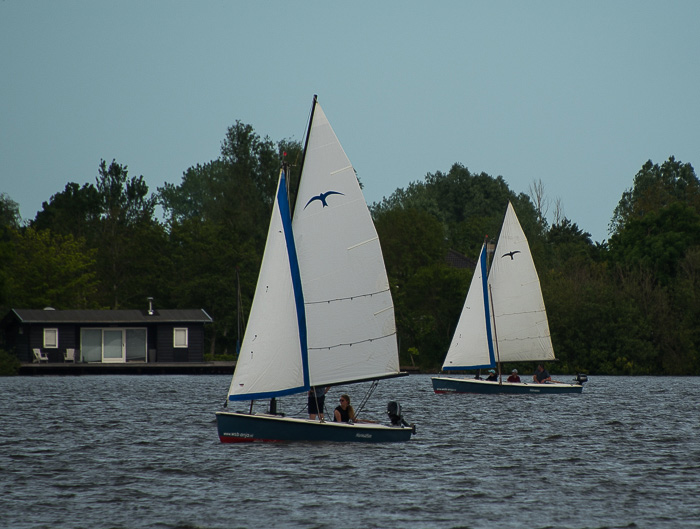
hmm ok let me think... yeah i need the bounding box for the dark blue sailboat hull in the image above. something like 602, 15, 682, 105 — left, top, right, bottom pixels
431, 376, 583, 394
216, 411, 414, 443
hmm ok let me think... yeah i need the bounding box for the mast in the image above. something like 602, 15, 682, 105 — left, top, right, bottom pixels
290, 94, 317, 218
485, 235, 502, 383
235, 268, 242, 357
489, 283, 503, 384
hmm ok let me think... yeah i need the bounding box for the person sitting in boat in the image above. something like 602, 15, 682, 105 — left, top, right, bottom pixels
533, 364, 552, 383
507, 369, 521, 383
308, 386, 330, 420
334, 394, 356, 423
485, 369, 499, 381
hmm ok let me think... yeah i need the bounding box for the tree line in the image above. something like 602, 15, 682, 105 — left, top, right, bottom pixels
1, 120, 698, 375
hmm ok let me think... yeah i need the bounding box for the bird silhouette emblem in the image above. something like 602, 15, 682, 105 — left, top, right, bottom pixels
502, 250, 521, 260
304, 190, 344, 209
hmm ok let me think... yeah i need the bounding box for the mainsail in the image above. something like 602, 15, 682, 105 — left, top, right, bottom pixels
293, 101, 399, 387
489, 202, 555, 363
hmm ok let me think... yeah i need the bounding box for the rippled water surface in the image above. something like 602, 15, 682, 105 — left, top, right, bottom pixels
1, 374, 699, 529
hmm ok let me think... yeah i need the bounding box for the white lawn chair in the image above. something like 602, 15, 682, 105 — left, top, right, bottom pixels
33, 348, 49, 363
64, 348, 75, 363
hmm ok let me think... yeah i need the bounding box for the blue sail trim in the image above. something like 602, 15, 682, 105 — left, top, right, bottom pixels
228, 385, 305, 402
440, 245, 497, 372
227, 171, 310, 403
481, 244, 497, 367
278, 170, 310, 389
443, 363, 494, 371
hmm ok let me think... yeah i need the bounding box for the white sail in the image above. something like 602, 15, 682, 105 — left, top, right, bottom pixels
488, 202, 556, 363
226, 171, 307, 401
292, 101, 400, 386
441, 244, 495, 370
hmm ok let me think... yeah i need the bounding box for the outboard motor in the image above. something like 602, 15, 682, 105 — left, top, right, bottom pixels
573, 373, 588, 385
387, 401, 415, 433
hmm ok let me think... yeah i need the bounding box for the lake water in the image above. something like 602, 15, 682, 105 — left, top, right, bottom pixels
1, 374, 698, 529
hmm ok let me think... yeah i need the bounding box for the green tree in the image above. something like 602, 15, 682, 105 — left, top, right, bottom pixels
31, 182, 102, 240
0, 193, 21, 229
157, 125, 301, 357
6, 227, 98, 309
611, 156, 700, 236
608, 203, 700, 286
220, 121, 282, 210
0, 194, 22, 310
93, 159, 163, 309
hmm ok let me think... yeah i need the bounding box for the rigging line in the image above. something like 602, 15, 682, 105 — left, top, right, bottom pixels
304, 287, 391, 305
307, 332, 396, 351
354, 380, 378, 420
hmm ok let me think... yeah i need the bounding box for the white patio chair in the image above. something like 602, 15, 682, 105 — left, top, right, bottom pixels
64, 348, 75, 363
33, 348, 49, 363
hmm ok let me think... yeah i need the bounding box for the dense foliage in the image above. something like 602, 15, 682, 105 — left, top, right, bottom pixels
1, 124, 698, 374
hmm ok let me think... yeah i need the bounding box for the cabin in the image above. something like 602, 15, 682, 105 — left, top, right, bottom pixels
445, 248, 476, 269
0, 307, 213, 364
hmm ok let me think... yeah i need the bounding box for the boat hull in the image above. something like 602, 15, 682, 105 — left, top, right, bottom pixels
216, 411, 414, 443
431, 376, 583, 394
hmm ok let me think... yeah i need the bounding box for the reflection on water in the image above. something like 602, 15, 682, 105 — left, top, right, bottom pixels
1, 375, 698, 528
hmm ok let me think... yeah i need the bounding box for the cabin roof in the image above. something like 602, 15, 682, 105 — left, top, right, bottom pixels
446, 249, 476, 269
9, 308, 213, 324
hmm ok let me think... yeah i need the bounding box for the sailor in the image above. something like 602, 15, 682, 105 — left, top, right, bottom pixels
334, 394, 356, 423
533, 364, 551, 383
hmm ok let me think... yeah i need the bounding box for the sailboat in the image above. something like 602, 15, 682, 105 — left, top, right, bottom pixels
431, 202, 587, 395
216, 96, 414, 442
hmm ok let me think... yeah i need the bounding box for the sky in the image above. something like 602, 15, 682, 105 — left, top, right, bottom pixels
2, 1, 699, 243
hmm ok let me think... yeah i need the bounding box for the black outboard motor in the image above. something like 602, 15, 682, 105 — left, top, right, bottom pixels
387, 401, 415, 434
573, 373, 588, 385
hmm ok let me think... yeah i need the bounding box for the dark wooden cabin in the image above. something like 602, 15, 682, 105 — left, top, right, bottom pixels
1, 308, 213, 364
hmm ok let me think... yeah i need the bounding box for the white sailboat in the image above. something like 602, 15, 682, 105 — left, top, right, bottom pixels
432, 202, 587, 394
216, 96, 414, 442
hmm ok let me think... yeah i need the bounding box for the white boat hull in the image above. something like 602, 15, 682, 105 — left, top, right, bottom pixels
432, 376, 584, 394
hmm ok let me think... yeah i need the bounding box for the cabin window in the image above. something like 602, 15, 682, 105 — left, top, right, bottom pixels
174, 328, 188, 348
43, 328, 58, 348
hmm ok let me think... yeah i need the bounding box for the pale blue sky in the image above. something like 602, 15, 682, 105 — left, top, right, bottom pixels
2, 1, 699, 243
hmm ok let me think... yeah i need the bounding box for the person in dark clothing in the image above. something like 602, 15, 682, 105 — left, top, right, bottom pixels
533, 364, 551, 383
485, 369, 498, 382
308, 386, 329, 420
334, 394, 356, 423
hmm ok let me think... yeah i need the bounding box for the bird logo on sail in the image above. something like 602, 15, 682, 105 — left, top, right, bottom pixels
502, 250, 521, 260
304, 190, 344, 209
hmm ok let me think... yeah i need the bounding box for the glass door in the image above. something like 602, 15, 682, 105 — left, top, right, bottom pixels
103, 329, 125, 362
